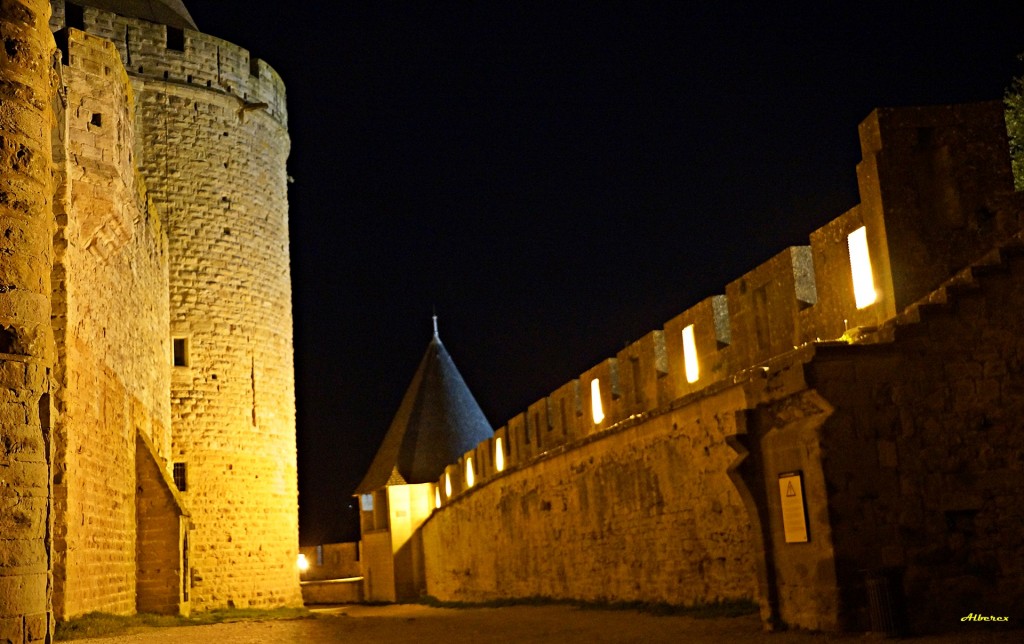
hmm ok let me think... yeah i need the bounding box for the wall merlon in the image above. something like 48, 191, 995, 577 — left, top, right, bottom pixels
50, 1, 288, 127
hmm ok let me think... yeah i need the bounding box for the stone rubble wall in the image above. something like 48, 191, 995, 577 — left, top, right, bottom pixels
806, 245, 1024, 632
49, 28, 172, 618
423, 386, 759, 606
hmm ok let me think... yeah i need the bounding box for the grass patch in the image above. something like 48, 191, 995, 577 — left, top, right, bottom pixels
55, 607, 311, 641
417, 595, 758, 618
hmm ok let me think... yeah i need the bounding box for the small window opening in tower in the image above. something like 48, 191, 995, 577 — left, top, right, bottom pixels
847, 226, 877, 309
495, 437, 505, 473
172, 462, 187, 491
316, 545, 324, 567
249, 56, 260, 77
590, 378, 604, 424
682, 324, 699, 383
445, 472, 452, 498
90, 113, 102, 127
172, 337, 189, 367
166, 26, 185, 52
359, 493, 373, 511
465, 457, 475, 488
65, 3, 85, 30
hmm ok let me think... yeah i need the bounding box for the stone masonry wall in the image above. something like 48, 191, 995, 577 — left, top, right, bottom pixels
49, 28, 172, 618
141, 74, 300, 611
807, 243, 1024, 632
0, 1, 55, 642
47, 1, 300, 611
418, 103, 1022, 632
422, 385, 758, 606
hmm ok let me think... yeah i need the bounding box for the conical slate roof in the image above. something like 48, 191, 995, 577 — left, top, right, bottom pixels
76, 1, 197, 30
355, 324, 493, 494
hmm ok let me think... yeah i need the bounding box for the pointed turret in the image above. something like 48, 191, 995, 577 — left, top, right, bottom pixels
356, 320, 492, 494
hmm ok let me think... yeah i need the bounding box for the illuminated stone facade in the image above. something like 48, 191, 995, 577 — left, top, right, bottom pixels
364, 103, 1024, 634
0, 2, 299, 638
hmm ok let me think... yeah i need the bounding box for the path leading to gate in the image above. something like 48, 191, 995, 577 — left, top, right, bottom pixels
73, 604, 1019, 643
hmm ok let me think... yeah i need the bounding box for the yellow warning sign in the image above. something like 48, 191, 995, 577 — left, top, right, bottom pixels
778, 472, 808, 543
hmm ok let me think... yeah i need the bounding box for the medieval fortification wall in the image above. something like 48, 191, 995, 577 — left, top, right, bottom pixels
420, 103, 1024, 632
46, 0, 300, 613
1, 2, 299, 639
0, 1, 57, 641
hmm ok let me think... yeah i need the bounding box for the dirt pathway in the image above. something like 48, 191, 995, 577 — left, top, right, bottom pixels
73, 604, 1019, 643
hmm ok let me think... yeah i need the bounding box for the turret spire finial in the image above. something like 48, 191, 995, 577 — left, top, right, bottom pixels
432, 311, 439, 338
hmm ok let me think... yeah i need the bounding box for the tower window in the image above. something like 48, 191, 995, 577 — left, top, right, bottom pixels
172, 337, 189, 367
172, 463, 187, 491
167, 27, 185, 52
65, 3, 85, 30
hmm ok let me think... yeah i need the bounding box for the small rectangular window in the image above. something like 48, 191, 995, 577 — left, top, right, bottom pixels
172, 337, 189, 367
590, 378, 604, 424
315, 545, 324, 566
172, 462, 187, 491
65, 3, 85, 30
848, 226, 877, 309
682, 324, 699, 383
167, 26, 185, 52
249, 56, 260, 77
360, 493, 373, 512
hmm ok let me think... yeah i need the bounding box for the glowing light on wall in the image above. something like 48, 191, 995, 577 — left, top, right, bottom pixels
465, 457, 475, 488
590, 378, 604, 424
682, 324, 699, 383
296, 553, 309, 572
495, 437, 505, 472
445, 471, 452, 498
847, 226, 877, 309
434, 487, 441, 509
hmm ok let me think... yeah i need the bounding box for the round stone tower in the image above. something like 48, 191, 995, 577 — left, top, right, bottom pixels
48, 0, 300, 610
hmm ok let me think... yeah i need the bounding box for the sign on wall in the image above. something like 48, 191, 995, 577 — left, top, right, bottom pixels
778, 471, 809, 543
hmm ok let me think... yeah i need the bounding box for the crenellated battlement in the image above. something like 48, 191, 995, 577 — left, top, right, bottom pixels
435, 101, 1020, 507
49, 0, 287, 127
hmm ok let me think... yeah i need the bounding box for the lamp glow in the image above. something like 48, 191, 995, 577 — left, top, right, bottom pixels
591, 378, 604, 424
495, 437, 505, 472
435, 487, 441, 509
466, 457, 475, 488
296, 553, 309, 572
682, 324, 699, 383
847, 226, 877, 309
445, 472, 452, 498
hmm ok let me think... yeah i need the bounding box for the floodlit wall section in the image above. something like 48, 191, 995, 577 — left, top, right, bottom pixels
48, 0, 301, 611
51, 29, 174, 619
0, 2, 56, 641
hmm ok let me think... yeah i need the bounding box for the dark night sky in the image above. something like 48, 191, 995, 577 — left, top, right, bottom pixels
183, 2, 1024, 544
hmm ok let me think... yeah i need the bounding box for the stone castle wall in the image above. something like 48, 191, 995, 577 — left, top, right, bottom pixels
47, 1, 301, 611
48, 28, 174, 618
423, 386, 758, 606
418, 103, 1024, 632
0, 0, 57, 639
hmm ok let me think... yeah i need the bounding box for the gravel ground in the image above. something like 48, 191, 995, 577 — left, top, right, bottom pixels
72, 604, 1020, 644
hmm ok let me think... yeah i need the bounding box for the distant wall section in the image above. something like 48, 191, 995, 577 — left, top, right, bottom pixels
423, 387, 758, 606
